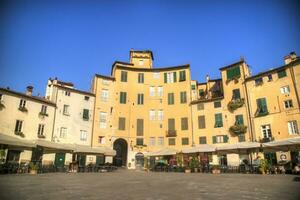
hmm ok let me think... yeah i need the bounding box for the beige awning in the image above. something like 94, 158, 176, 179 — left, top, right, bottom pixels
0, 133, 36, 148
146, 147, 177, 157
216, 142, 261, 153
262, 137, 300, 151
35, 139, 74, 153
182, 144, 216, 154
74, 145, 116, 156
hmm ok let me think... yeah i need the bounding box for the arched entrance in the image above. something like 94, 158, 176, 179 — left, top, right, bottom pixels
113, 138, 128, 167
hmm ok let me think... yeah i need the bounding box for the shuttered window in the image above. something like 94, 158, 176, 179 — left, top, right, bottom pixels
191, 85, 196, 90
120, 92, 127, 104
199, 136, 207, 144
168, 118, 175, 131
137, 93, 144, 105
168, 93, 174, 105
198, 115, 206, 129
138, 73, 144, 83
180, 91, 187, 103
179, 70, 186, 81
181, 137, 189, 145
235, 115, 244, 125
238, 134, 246, 142
199, 89, 205, 97
136, 119, 144, 136
197, 103, 204, 110
226, 66, 241, 80
277, 69, 287, 79
164, 72, 177, 83
212, 135, 228, 144
181, 117, 188, 130
214, 101, 221, 108
83, 109, 89, 120
255, 98, 268, 117
118, 117, 126, 130
136, 138, 144, 146
214, 113, 223, 128
121, 71, 127, 82
232, 89, 241, 100
168, 138, 176, 146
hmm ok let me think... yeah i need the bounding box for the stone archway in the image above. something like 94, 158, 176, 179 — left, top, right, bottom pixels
113, 138, 128, 167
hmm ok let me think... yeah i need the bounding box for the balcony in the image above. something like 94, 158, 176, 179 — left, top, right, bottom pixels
259, 137, 274, 143
166, 130, 177, 137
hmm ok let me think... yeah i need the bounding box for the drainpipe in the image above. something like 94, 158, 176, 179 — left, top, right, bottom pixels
91, 77, 97, 148
51, 86, 59, 142
188, 67, 195, 147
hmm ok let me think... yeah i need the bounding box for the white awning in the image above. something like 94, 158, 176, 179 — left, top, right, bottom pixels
0, 133, 36, 148
182, 144, 216, 153
216, 142, 261, 153
262, 137, 300, 151
35, 139, 74, 152
74, 145, 116, 156
146, 148, 177, 157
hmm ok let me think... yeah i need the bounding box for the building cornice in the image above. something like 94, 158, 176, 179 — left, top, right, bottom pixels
54, 85, 95, 97
219, 60, 244, 71
190, 96, 224, 105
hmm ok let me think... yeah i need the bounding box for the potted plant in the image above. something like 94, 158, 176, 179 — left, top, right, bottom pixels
259, 159, 270, 174
185, 166, 191, 173
190, 156, 200, 173
211, 165, 221, 174
229, 124, 247, 135
176, 153, 184, 172
227, 98, 245, 112
0, 149, 6, 164
29, 162, 39, 175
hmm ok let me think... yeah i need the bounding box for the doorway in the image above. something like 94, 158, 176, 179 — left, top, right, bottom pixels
113, 138, 128, 167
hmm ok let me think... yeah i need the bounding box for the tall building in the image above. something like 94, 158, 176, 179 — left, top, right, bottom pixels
92, 50, 193, 168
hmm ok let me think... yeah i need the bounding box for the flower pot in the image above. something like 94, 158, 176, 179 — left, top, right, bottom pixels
30, 169, 38, 175
212, 169, 220, 174
185, 169, 191, 173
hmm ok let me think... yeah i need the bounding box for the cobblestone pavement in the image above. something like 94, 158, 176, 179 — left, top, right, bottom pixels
0, 170, 299, 200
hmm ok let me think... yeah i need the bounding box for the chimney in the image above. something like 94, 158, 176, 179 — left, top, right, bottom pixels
206, 75, 210, 82
284, 52, 297, 65
26, 86, 33, 96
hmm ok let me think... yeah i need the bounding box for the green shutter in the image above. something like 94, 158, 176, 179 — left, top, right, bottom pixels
164, 73, 167, 83
226, 66, 241, 80
238, 134, 245, 142
232, 89, 241, 99
168, 93, 174, 105
277, 70, 287, 78
235, 115, 244, 125
180, 91, 187, 103
179, 70, 186, 81
198, 115, 205, 129
214, 113, 223, 127
223, 135, 229, 143
212, 136, 217, 144
173, 72, 177, 82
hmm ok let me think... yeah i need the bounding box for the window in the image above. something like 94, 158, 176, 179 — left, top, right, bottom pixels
180, 91, 187, 104
168, 118, 175, 131
197, 103, 204, 110
280, 86, 290, 94
149, 87, 155, 97
136, 138, 144, 146
212, 135, 229, 144
164, 72, 177, 83
199, 89, 205, 98
0, 93, 3, 101
267, 74, 273, 81
157, 137, 164, 146
37, 124, 45, 136
41, 105, 47, 114
181, 137, 189, 145
199, 136, 207, 144
149, 110, 155, 120
121, 71, 128, 82
65, 91, 71, 96
137, 93, 144, 105
235, 115, 244, 125
118, 117, 126, 130
181, 117, 188, 130
198, 115, 206, 129
284, 100, 293, 109
214, 101, 221, 108
98, 136, 105, 144
153, 72, 160, 79
101, 89, 109, 102
157, 110, 164, 121
255, 98, 268, 117
63, 105, 70, 115
80, 130, 87, 141
60, 127, 67, 138
277, 69, 287, 79
149, 137, 155, 146
238, 134, 245, 142
179, 70, 186, 81
191, 85, 196, 90
261, 125, 272, 138
254, 77, 263, 86
288, 121, 299, 135
214, 113, 223, 128
136, 119, 144, 136
226, 66, 240, 80
100, 112, 107, 128
138, 73, 144, 83
157, 86, 163, 97
138, 60, 144, 66
120, 92, 127, 104
168, 93, 174, 105
84, 96, 90, 101
168, 138, 175, 146
19, 99, 26, 108
83, 109, 89, 120
102, 79, 109, 85
232, 89, 241, 100
15, 120, 23, 133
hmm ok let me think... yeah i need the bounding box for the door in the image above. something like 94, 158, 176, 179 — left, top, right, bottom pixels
54, 153, 65, 168
135, 153, 144, 170
77, 154, 86, 167
96, 155, 105, 166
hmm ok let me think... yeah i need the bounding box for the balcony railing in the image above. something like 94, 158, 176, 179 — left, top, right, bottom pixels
259, 137, 274, 143
166, 130, 177, 137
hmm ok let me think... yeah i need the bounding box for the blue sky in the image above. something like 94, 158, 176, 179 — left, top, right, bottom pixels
0, 0, 299, 95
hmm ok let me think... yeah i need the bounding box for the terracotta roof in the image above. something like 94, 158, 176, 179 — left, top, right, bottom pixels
0, 87, 56, 106
219, 59, 244, 71
95, 74, 115, 81
113, 64, 190, 73
55, 85, 95, 97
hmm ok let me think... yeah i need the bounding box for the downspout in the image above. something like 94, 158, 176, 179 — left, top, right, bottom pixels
51, 86, 59, 142
188, 67, 195, 146
91, 76, 97, 147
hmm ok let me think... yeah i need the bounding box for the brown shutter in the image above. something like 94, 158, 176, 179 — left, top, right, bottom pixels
181, 117, 188, 130
119, 117, 126, 130
198, 115, 206, 129
168, 118, 175, 131
137, 119, 144, 136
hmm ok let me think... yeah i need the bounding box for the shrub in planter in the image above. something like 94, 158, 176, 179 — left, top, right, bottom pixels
39, 112, 48, 117
229, 124, 247, 135
211, 165, 221, 174
227, 98, 245, 112
18, 106, 28, 112
29, 162, 39, 174
15, 131, 25, 138
259, 159, 270, 174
